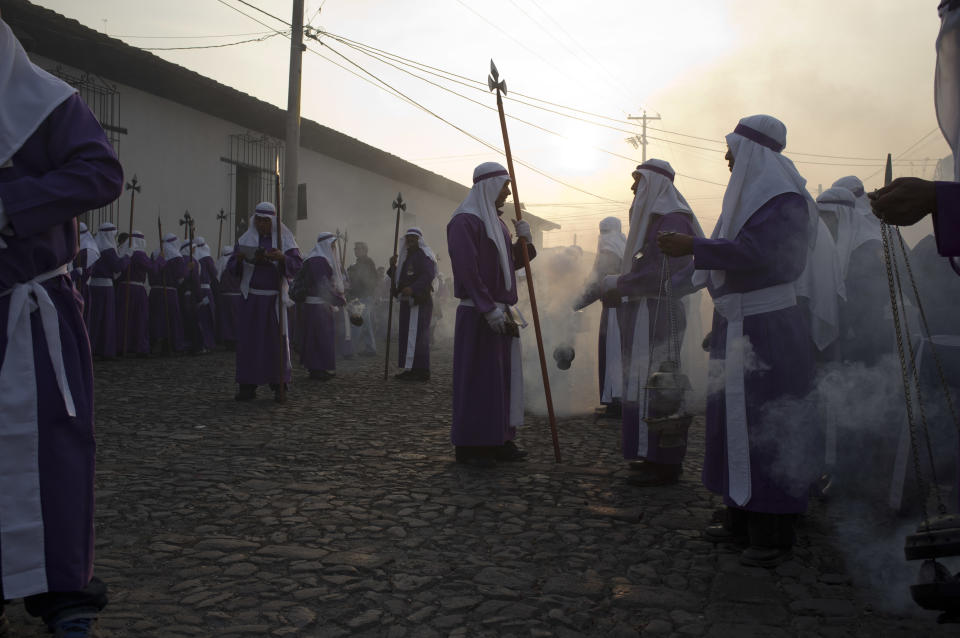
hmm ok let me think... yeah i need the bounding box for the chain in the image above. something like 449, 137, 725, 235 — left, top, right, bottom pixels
662, 256, 681, 364
880, 221, 932, 527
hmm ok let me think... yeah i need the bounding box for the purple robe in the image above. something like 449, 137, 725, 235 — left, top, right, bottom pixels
447, 213, 536, 446
228, 235, 302, 385
0, 93, 123, 595
616, 212, 696, 464
197, 255, 217, 351
87, 247, 127, 358
391, 249, 436, 371
148, 254, 186, 351
694, 192, 817, 515
933, 181, 960, 261
216, 259, 241, 344
115, 251, 156, 355
298, 257, 344, 372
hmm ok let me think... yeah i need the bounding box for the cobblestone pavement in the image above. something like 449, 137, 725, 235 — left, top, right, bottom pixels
4, 344, 955, 637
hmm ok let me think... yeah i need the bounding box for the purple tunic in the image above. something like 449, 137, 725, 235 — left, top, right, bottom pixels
197, 255, 218, 351
228, 235, 302, 385
447, 213, 536, 446
87, 247, 127, 358
298, 257, 344, 372
216, 258, 241, 344
148, 255, 186, 351
933, 181, 960, 261
391, 249, 436, 371
616, 212, 696, 464
0, 93, 123, 594
694, 192, 816, 514
116, 251, 156, 355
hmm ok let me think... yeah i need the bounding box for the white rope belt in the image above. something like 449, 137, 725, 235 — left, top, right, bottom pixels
201, 283, 211, 290
712, 282, 797, 507
220, 292, 241, 297
304, 296, 329, 305
88, 277, 114, 287
0, 264, 74, 598
117, 280, 146, 288
249, 288, 279, 296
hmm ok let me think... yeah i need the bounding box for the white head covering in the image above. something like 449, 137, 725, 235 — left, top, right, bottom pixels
119, 230, 147, 256
160, 232, 180, 260
694, 115, 818, 288
817, 186, 877, 281
0, 18, 76, 165
937, 0, 960, 180
832, 175, 882, 239
217, 246, 233, 278
194, 236, 211, 260
796, 217, 845, 351
236, 201, 299, 299
94, 222, 118, 253
77, 221, 99, 266
179, 239, 195, 258
452, 162, 513, 290
394, 227, 438, 287
306, 231, 346, 295
597, 216, 626, 260
624, 159, 703, 274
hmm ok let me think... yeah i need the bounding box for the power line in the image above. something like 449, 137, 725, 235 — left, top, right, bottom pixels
113, 30, 274, 39
231, 0, 290, 26
215, 0, 288, 34
141, 32, 283, 51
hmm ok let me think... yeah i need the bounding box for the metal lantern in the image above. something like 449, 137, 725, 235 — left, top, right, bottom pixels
643, 360, 693, 448
553, 345, 575, 370
905, 513, 960, 623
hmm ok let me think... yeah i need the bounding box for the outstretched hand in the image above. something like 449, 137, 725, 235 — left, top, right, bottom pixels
657, 231, 694, 257
868, 177, 937, 226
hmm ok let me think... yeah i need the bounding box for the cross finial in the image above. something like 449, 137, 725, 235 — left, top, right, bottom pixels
392, 193, 406, 212
487, 60, 507, 95
125, 174, 141, 193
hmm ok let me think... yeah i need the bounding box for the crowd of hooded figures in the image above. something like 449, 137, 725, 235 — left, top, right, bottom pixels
4, 2, 960, 635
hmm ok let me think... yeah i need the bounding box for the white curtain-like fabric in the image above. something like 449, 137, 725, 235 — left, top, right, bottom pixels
305, 232, 345, 296
0, 18, 76, 166
94, 223, 118, 254
194, 236, 212, 260
597, 216, 626, 260
795, 218, 845, 352
937, 2, 960, 180
623, 160, 700, 274
119, 231, 147, 257
452, 162, 513, 290
160, 232, 180, 261
395, 227, 438, 289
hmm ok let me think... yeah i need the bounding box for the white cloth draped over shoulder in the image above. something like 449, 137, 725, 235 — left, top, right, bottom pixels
119, 230, 146, 257
597, 216, 626, 260
693, 114, 818, 290
236, 201, 298, 301
94, 222, 118, 255
306, 231, 346, 296
76, 222, 99, 266
160, 232, 180, 261
623, 159, 701, 275
395, 227, 438, 289
796, 217, 845, 352
452, 162, 513, 290
217, 246, 233, 279
194, 236, 212, 261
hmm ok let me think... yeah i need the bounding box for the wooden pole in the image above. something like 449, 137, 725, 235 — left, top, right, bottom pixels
489, 63, 561, 463
384, 194, 405, 380
157, 217, 173, 355
120, 175, 140, 356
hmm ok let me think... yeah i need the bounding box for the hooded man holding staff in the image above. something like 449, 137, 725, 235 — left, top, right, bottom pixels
216, 245, 241, 348
601, 160, 702, 487
388, 227, 437, 382
659, 114, 818, 568
447, 161, 536, 467
149, 232, 186, 353
87, 222, 128, 359
298, 232, 346, 381
228, 201, 302, 402
193, 236, 218, 352
0, 14, 123, 636
116, 230, 157, 356
72, 221, 98, 323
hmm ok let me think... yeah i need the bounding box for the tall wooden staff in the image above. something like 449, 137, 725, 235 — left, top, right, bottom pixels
384, 193, 405, 380
488, 60, 561, 463
157, 216, 173, 354
120, 175, 141, 356
216, 209, 228, 259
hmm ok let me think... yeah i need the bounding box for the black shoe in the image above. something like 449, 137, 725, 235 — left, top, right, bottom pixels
495, 440, 528, 462
703, 523, 748, 545
625, 463, 681, 486
628, 460, 650, 472
739, 545, 793, 568
235, 386, 256, 401
394, 370, 414, 380
455, 446, 497, 467
310, 370, 335, 381
600, 400, 622, 418
52, 616, 101, 638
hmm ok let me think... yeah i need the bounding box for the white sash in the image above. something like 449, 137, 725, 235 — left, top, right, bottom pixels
712, 282, 797, 507
404, 303, 420, 370
303, 296, 328, 305
88, 277, 113, 287
601, 309, 623, 404
459, 298, 524, 427
0, 264, 74, 598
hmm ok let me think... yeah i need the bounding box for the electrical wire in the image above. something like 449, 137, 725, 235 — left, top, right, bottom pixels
141, 32, 283, 51
231, 0, 290, 27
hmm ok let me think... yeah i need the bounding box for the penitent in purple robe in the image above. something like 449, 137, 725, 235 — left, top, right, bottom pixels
87, 247, 127, 358
0, 93, 123, 595
228, 235, 302, 386
448, 213, 536, 446
115, 251, 157, 355
933, 181, 960, 271
298, 257, 344, 373
392, 249, 436, 372
148, 254, 186, 351
695, 192, 817, 515
197, 255, 218, 351
216, 258, 241, 344
617, 212, 696, 465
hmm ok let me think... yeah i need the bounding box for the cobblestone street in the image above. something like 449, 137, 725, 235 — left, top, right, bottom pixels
4, 345, 954, 637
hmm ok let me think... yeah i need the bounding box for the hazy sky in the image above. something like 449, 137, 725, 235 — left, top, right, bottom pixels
34, 0, 946, 246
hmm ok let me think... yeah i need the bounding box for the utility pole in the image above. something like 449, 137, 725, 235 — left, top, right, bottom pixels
282, 0, 305, 234
627, 110, 661, 163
